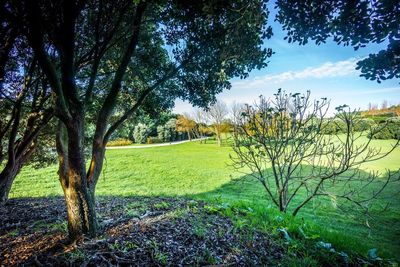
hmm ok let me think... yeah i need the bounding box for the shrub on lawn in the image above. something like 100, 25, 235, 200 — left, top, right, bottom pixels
147, 137, 163, 144
354, 118, 376, 132
368, 117, 400, 140
321, 119, 347, 134
106, 139, 133, 147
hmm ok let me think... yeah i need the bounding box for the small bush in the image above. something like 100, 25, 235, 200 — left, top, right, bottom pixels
354, 118, 376, 132
368, 118, 400, 140
147, 137, 163, 144
106, 139, 133, 147
321, 119, 347, 134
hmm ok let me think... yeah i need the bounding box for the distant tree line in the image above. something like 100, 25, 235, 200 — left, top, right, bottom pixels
107, 100, 246, 146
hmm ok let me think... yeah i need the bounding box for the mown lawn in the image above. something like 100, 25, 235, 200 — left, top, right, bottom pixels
10, 137, 400, 259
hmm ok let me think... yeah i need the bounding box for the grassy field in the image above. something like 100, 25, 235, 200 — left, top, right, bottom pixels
10, 137, 400, 259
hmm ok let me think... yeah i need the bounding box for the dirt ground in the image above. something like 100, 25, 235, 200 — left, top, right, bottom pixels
0, 196, 284, 266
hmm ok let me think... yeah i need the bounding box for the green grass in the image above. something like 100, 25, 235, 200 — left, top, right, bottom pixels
10, 137, 400, 259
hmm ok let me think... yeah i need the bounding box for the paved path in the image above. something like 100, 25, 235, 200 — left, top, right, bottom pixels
106, 138, 207, 149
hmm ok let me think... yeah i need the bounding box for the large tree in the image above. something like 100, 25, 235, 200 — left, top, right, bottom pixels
0, 26, 53, 202
275, 0, 400, 83
4, 0, 273, 239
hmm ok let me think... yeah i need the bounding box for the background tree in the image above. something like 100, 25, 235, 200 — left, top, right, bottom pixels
176, 114, 196, 141
231, 90, 399, 216
5, 0, 272, 238
0, 48, 53, 203
157, 118, 178, 142
207, 100, 229, 146
133, 123, 150, 144
231, 101, 246, 127
276, 0, 400, 83
192, 108, 209, 143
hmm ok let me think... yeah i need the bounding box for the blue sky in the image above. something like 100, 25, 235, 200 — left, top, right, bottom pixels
173, 6, 400, 116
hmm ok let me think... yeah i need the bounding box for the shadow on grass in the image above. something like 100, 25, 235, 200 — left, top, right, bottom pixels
189, 167, 400, 260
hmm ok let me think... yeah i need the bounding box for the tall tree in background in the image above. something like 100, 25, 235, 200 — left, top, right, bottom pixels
193, 108, 209, 143
231, 101, 246, 126
4, 0, 273, 239
207, 100, 229, 146
176, 114, 196, 141
276, 0, 400, 83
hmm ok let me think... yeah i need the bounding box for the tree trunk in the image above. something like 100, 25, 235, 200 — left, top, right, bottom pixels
61, 177, 97, 239
57, 120, 97, 240
0, 165, 19, 203
0, 111, 53, 204
0, 140, 38, 203
87, 137, 106, 195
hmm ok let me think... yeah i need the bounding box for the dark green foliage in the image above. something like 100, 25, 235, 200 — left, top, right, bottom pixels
353, 118, 376, 132
160, 0, 273, 107
369, 118, 400, 139
320, 119, 347, 134
364, 113, 397, 123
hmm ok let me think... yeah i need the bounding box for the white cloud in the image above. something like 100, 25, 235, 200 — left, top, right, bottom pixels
233, 58, 360, 89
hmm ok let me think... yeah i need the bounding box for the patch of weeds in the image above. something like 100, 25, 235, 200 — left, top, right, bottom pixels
187, 200, 198, 209
167, 208, 187, 219
233, 218, 249, 230
7, 229, 19, 237
64, 249, 86, 262
149, 239, 168, 265
124, 202, 147, 211
154, 251, 168, 265
110, 240, 123, 252
126, 209, 141, 218
125, 202, 146, 210
125, 202, 147, 217
203, 248, 217, 265
217, 228, 225, 238
32, 220, 48, 231
153, 201, 170, 210
49, 221, 67, 232
124, 240, 139, 251
109, 240, 118, 250
204, 202, 253, 218
231, 246, 242, 255
193, 224, 207, 239
204, 204, 223, 214
110, 240, 139, 252
283, 255, 319, 267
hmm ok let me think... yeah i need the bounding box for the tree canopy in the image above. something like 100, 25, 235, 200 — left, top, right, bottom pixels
275, 0, 400, 83
1, 0, 273, 238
